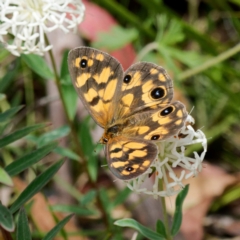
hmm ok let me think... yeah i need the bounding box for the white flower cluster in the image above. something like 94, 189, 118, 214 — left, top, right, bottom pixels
126, 115, 207, 198
0, 0, 85, 56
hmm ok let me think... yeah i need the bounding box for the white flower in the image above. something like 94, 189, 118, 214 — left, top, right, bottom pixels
0, 0, 85, 56
126, 115, 207, 198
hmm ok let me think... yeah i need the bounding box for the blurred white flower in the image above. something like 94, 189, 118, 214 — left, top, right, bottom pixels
0, 0, 85, 56
126, 115, 207, 198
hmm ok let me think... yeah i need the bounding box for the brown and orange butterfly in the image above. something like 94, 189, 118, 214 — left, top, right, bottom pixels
68, 47, 187, 180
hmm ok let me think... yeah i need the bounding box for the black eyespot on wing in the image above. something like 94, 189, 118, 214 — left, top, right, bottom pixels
151, 135, 160, 140
80, 59, 87, 68
123, 75, 132, 84
151, 87, 165, 99
160, 106, 174, 116
125, 166, 134, 172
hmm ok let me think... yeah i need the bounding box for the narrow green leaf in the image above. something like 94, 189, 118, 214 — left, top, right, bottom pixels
0, 59, 20, 92
80, 190, 96, 206
0, 167, 13, 186
16, 208, 31, 240
111, 187, 131, 207
60, 50, 69, 80
42, 214, 74, 240
0, 106, 24, 123
79, 117, 98, 182
0, 203, 14, 232
10, 159, 64, 214
60, 78, 78, 121
171, 185, 189, 236
5, 142, 58, 176
54, 146, 79, 161
21, 54, 54, 79
0, 123, 46, 148
50, 204, 95, 216
156, 220, 167, 238
37, 125, 70, 147
114, 218, 165, 240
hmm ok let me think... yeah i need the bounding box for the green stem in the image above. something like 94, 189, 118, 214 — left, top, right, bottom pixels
159, 179, 172, 240
179, 42, 240, 81
135, 42, 158, 62
23, 66, 35, 126
45, 35, 110, 229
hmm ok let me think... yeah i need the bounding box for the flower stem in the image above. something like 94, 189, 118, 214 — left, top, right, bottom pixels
45, 35, 110, 229
159, 179, 172, 240
178, 42, 240, 80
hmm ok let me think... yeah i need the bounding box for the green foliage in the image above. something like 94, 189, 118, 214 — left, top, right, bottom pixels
0, 166, 13, 186
16, 208, 31, 240
114, 218, 165, 240
92, 26, 138, 51
0, 203, 14, 232
5, 142, 58, 176
21, 54, 54, 79
171, 185, 189, 236
42, 214, 74, 240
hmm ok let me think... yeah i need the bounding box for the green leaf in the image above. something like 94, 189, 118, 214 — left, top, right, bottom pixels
10, 159, 64, 214
80, 190, 96, 206
0, 59, 20, 92
5, 142, 58, 176
21, 54, 54, 79
171, 185, 189, 236
79, 117, 98, 182
0, 203, 14, 232
0, 106, 24, 123
114, 218, 165, 240
92, 25, 138, 51
60, 50, 78, 120
16, 208, 31, 240
50, 204, 96, 216
54, 146, 80, 161
42, 214, 74, 240
111, 187, 131, 207
60, 77, 78, 121
0, 123, 46, 148
37, 125, 70, 147
156, 219, 167, 238
60, 50, 70, 80
0, 166, 13, 186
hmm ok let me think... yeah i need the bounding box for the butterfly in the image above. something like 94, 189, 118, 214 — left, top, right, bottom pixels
68, 47, 187, 180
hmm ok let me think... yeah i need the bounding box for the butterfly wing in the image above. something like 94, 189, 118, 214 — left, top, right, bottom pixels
68, 47, 123, 127
106, 136, 158, 180
114, 62, 174, 119
122, 101, 188, 141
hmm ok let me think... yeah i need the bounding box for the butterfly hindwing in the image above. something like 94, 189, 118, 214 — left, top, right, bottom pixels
122, 101, 188, 141
68, 47, 123, 127
106, 137, 158, 180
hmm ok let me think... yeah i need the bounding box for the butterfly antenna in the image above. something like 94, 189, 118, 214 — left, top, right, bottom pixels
101, 164, 108, 168
188, 106, 195, 116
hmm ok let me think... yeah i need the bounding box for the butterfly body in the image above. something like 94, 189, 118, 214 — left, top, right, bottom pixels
68, 47, 188, 180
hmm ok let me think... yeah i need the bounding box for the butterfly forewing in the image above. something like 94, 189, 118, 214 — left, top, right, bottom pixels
68, 47, 123, 127
114, 62, 174, 120
106, 137, 158, 180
